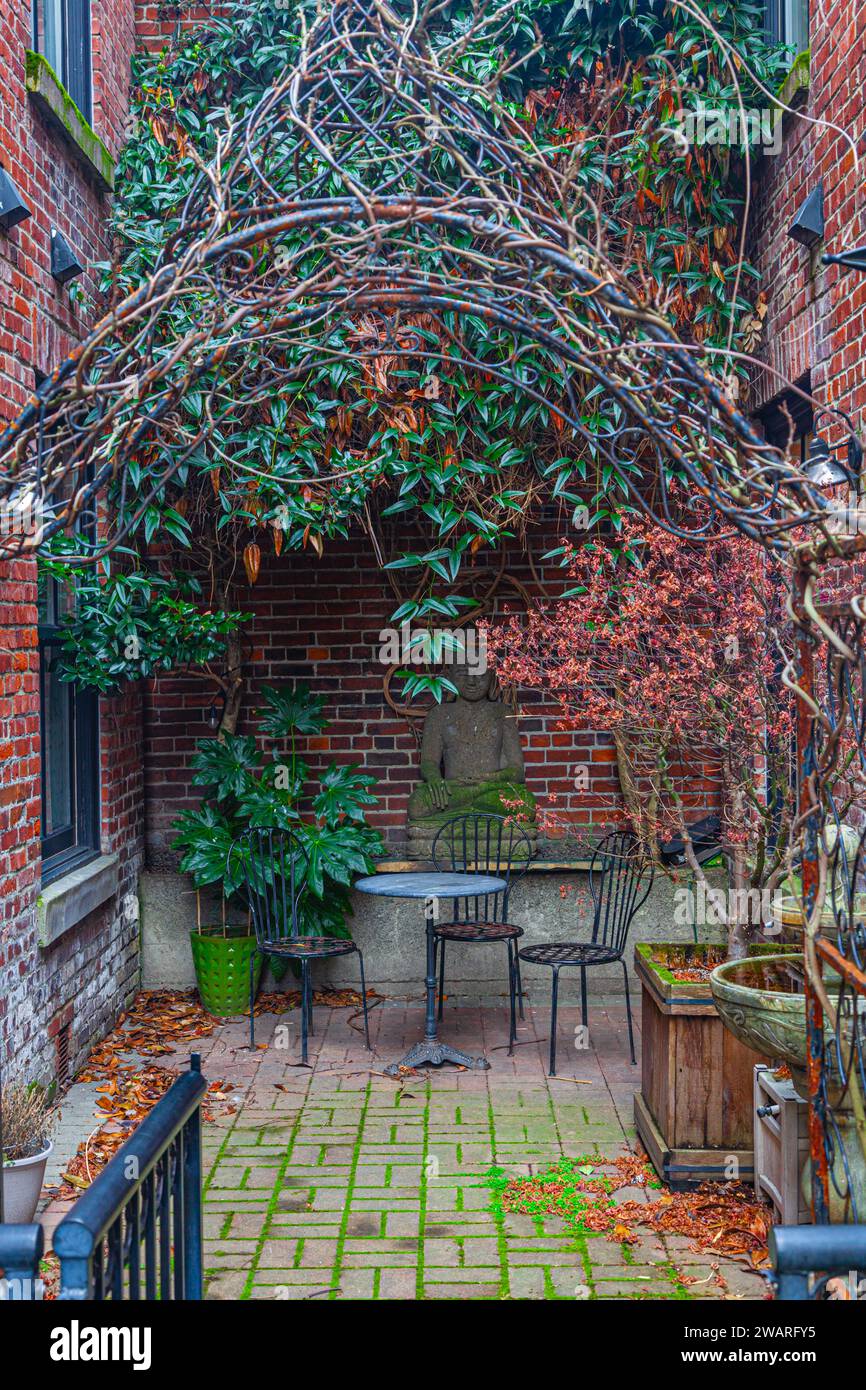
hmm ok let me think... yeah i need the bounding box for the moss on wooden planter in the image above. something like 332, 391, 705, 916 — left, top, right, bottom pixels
636, 941, 799, 994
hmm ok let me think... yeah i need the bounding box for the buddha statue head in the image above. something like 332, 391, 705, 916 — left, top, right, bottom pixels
450, 661, 493, 703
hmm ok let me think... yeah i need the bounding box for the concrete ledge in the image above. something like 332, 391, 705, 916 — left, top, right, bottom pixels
25, 51, 115, 193
376, 857, 594, 872
38, 853, 119, 948
775, 51, 810, 114
140, 866, 726, 1000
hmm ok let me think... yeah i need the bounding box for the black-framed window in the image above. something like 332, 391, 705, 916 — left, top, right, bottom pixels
38, 574, 100, 883
766, 0, 810, 52
32, 0, 92, 120
35, 370, 100, 884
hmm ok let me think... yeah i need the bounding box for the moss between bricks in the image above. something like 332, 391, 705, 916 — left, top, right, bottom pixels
25, 50, 115, 192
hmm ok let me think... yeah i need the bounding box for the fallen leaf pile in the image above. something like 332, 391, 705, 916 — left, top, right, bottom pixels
493, 1152, 773, 1268
51, 1067, 235, 1202
48, 985, 379, 1204
253, 986, 378, 1017
46, 991, 241, 1204
55, 1065, 178, 1197
77, 989, 218, 1078
616, 1183, 773, 1267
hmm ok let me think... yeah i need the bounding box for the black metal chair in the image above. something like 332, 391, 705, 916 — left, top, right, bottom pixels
431, 813, 534, 1054
518, 829, 653, 1074
231, 827, 371, 1061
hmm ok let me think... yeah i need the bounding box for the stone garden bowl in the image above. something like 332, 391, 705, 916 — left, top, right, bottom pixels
709, 950, 858, 1102
711, 951, 866, 1218
710, 952, 811, 1082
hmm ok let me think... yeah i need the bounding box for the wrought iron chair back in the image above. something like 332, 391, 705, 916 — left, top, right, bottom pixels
232, 826, 308, 948
432, 813, 534, 923
588, 829, 654, 956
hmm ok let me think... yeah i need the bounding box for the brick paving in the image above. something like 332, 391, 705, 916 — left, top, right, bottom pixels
168, 996, 768, 1302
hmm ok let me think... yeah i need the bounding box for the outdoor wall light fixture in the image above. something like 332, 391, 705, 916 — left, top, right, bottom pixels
804, 408, 864, 489
823, 246, 866, 273
788, 184, 824, 248
50, 228, 84, 284
0, 167, 32, 231
804, 434, 847, 486
207, 691, 226, 730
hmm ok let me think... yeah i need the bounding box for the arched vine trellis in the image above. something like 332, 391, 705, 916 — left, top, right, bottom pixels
1, 0, 864, 1225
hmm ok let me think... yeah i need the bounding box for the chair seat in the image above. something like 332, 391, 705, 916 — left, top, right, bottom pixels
433, 921, 523, 943
263, 936, 357, 959
518, 942, 620, 967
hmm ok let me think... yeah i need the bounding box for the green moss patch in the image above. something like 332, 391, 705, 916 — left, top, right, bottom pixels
25, 50, 115, 192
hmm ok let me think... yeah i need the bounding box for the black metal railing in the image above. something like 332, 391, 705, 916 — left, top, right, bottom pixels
771, 1224, 866, 1299
0, 1223, 44, 1300
51, 1054, 206, 1300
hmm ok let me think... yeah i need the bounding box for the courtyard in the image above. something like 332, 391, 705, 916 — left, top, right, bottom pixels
1, 0, 865, 1333
38, 994, 766, 1302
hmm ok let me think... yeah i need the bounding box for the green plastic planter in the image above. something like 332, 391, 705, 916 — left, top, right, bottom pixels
190, 925, 262, 1015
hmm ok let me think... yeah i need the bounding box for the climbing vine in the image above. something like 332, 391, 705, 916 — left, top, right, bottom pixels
48, 0, 793, 722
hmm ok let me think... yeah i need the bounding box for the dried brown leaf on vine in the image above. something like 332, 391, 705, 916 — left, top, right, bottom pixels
243, 542, 261, 585
149, 115, 169, 146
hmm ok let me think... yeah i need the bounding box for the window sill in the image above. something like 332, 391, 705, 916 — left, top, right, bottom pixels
25, 51, 115, 193
776, 50, 810, 113
37, 852, 119, 948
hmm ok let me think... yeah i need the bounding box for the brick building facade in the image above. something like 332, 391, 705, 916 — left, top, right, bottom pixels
751, 3, 866, 429
1, 2, 863, 1083
0, 0, 140, 1086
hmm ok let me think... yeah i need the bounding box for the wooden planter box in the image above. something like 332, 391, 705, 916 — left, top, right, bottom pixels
753, 1064, 810, 1225
634, 943, 770, 1189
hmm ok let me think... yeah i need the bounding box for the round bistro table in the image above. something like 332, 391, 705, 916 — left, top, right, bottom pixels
354, 871, 507, 1077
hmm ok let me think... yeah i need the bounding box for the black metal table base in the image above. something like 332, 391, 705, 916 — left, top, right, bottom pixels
353, 872, 507, 1080
383, 1040, 490, 1076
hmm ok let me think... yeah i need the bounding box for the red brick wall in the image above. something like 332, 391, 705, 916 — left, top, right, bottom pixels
750, 3, 866, 429
142, 530, 717, 864
135, 0, 234, 53
0, 0, 140, 1084
749, 3, 866, 830
0, 558, 40, 973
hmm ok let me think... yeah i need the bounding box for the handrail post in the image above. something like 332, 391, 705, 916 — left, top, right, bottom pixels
182, 1054, 204, 1300
0, 1223, 44, 1299
54, 1053, 207, 1300
771, 1223, 866, 1299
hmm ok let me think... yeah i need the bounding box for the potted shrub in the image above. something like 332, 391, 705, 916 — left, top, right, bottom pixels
172, 682, 384, 1013
486, 511, 850, 1183
1, 1082, 54, 1223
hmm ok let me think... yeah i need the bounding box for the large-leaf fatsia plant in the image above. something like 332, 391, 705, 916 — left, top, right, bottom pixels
171, 683, 383, 939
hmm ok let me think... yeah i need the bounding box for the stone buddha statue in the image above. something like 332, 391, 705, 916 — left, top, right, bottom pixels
406, 660, 536, 857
